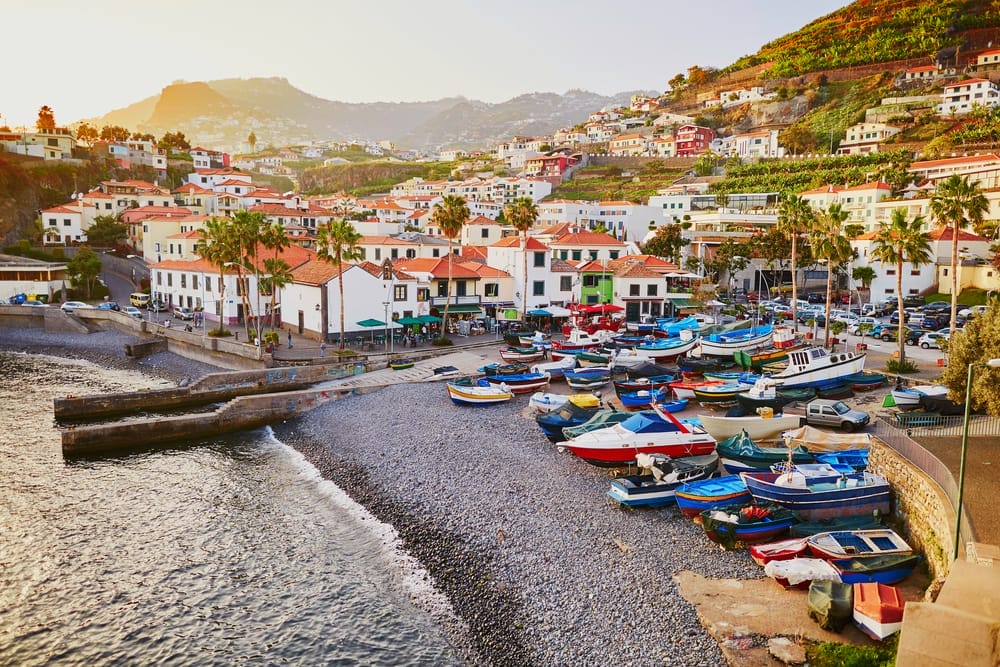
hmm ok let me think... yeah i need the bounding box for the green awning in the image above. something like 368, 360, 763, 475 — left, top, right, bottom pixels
443, 304, 482, 313
396, 316, 422, 326
417, 315, 442, 323
667, 298, 698, 308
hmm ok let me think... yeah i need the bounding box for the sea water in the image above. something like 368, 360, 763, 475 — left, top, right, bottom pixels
0, 352, 462, 666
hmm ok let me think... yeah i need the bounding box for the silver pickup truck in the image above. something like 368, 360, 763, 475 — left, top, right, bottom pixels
803, 399, 870, 432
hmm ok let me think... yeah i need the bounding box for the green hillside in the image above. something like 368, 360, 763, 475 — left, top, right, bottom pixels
299, 161, 455, 197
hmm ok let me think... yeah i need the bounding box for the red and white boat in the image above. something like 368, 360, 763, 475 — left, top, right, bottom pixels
853, 583, 905, 640
668, 378, 724, 400
561, 403, 717, 466
551, 328, 614, 354
749, 536, 809, 566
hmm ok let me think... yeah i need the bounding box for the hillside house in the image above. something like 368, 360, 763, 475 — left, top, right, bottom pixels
674, 125, 716, 157
837, 122, 901, 155
938, 78, 1000, 115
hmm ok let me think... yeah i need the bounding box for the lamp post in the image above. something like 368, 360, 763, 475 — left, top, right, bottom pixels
383, 300, 391, 356
224, 261, 262, 356
954, 357, 1000, 559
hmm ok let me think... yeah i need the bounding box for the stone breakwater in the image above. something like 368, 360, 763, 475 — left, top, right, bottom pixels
273, 384, 762, 666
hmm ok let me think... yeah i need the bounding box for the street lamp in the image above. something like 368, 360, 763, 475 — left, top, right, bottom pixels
382, 301, 391, 355
954, 357, 1000, 559
224, 261, 262, 354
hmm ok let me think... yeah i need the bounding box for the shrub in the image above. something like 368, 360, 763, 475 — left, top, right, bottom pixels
208, 328, 232, 338
432, 336, 454, 347
885, 359, 918, 374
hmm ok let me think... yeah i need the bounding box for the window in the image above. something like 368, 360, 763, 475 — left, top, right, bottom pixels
432, 249, 440, 257
533, 252, 545, 267
48, 219, 57, 227
394, 285, 407, 301
390, 249, 398, 259
167, 274, 172, 287
437, 280, 448, 297
417, 288, 429, 302
610, 251, 620, 260
560, 276, 572, 291
588, 251, 598, 261
63, 218, 71, 227
374, 248, 381, 261
629, 285, 640, 296
481, 228, 489, 239
886, 269, 896, 275
157, 273, 162, 285
571, 250, 582, 261
484, 282, 499, 297
910, 269, 920, 275
647, 284, 658, 296
942, 268, 949, 276
192, 275, 199, 290
180, 274, 187, 288
583, 275, 598, 287
532, 280, 545, 296
206, 276, 212, 292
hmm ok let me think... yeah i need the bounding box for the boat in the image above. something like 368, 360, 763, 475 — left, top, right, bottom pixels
607, 452, 719, 508
698, 324, 774, 358
535, 401, 605, 442
447, 379, 515, 405
740, 469, 892, 520
815, 449, 869, 472
699, 413, 803, 441
808, 580, 855, 632
561, 403, 717, 466
389, 358, 415, 370
618, 388, 670, 410
703, 370, 761, 384
817, 383, 854, 400
529, 355, 577, 380
528, 392, 600, 413
889, 384, 949, 408
616, 361, 676, 379
518, 332, 551, 348
736, 378, 793, 411
832, 554, 922, 585
613, 374, 675, 396
782, 426, 873, 453
551, 329, 613, 353
575, 350, 612, 367
657, 315, 702, 336
749, 536, 809, 566
764, 557, 841, 590
479, 362, 528, 375
693, 382, 752, 408
564, 367, 612, 390
806, 529, 912, 560
674, 475, 752, 518
606, 347, 650, 371
733, 327, 802, 370
498, 345, 545, 363
668, 378, 724, 400
893, 411, 942, 427
699, 502, 799, 549
633, 331, 700, 363
789, 514, 884, 538
677, 356, 728, 375
844, 372, 886, 391
853, 583, 905, 640
770, 346, 866, 389
716, 430, 815, 474
561, 409, 632, 441
484, 372, 550, 394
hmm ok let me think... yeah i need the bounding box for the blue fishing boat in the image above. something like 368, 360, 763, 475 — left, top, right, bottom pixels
613, 374, 676, 396
740, 469, 891, 520
700, 502, 798, 548
484, 372, 550, 394
816, 449, 869, 472
535, 401, 604, 442
633, 332, 700, 363
656, 316, 701, 336
699, 325, 773, 358
674, 475, 751, 518
607, 452, 719, 508
831, 554, 923, 585
564, 367, 612, 390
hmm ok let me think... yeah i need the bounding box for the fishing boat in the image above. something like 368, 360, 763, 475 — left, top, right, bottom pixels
564, 367, 612, 390
674, 475, 751, 518
535, 401, 605, 442
613, 374, 675, 396
853, 583, 905, 640
528, 392, 600, 413
656, 315, 702, 336
817, 383, 854, 400
749, 536, 809, 566
619, 390, 687, 412
607, 452, 719, 508
693, 382, 751, 408
529, 355, 577, 380
561, 403, 717, 466
844, 372, 886, 391
484, 372, 550, 394
736, 378, 790, 411
632, 330, 700, 363
668, 378, 724, 400
551, 329, 613, 353
806, 529, 912, 559
832, 554, 922, 585
389, 358, 415, 370
677, 356, 727, 375
764, 557, 841, 590
616, 361, 676, 379
575, 350, 612, 367
815, 449, 869, 472
479, 361, 528, 375
740, 469, 892, 520
770, 346, 866, 389
703, 370, 761, 384
561, 409, 632, 441
447, 379, 515, 405
808, 580, 855, 632
789, 514, 884, 538
890, 384, 949, 409
606, 347, 649, 371
698, 324, 774, 358
699, 413, 803, 441
699, 502, 799, 549
517, 332, 551, 348
498, 345, 545, 363
716, 430, 815, 474
733, 327, 801, 370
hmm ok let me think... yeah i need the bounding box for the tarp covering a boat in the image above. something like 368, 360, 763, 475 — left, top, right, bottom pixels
807, 580, 854, 631
619, 412, 682, 434
918, 394, 966, 415
781, 426, 871, 452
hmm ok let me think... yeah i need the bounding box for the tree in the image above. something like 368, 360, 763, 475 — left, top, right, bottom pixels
503, 197, 538, 321
776, 193, 816, 329
930, 175, 989, 337
939, 305, 1000, 414
260, 222, 292, 330
130, 132, 155, 142
810, 203, 852, 347
430, 195, 470, 340
85, 215, 128, 246
668, 73, 687, 92
851, 265, 876, 301
159, 131, 191, 152
36, 106, 56, 131
196, 217, 238, 331
643, 223, 690, 265
844, 224, 865, 240
248, 131, 257, 153
779, 125, 817, 155
67, 246, 102, 298
316, 219, 363, 350
229, 210, 266, 339
871, 210, 933, 365
100, 125, 131, 142
75, 123, 98, 147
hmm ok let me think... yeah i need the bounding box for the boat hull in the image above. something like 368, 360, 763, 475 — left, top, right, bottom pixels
700, 414, 803, 441
700, 503, 798, 548
563, 437, 716, 466
674, 475, 751, 518
447, 383, 514, 405
699, 330, 773, 357
741, 471, 891, 520
853, 583, 905, 640
633, 337, 699, 363
607, 453, 718, 508
806, 529, 912, 560
773, 350, 867, 388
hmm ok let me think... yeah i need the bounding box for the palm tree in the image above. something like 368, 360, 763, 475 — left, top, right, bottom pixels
196, 216, 239, 331
316, 219, 363, 350
260, 222, 291, 329
810, 203, 852, 347
227, 210, 266, 339
929, 175, 989, 336
776, 193, 816, 329
851, 265, 876, 303
871, 210, 933, 365
430, 195, 470, 340
504, 196, 539, 321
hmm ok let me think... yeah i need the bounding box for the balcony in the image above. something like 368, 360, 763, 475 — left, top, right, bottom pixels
429, 294, 481, 307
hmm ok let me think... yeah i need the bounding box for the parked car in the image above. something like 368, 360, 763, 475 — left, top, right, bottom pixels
905, 327, 927, 346
22, 299, 48, 307
148, 300, 167, 312
918, 331, 949, 349
173, 307, 195, 321
890, 308, 922, 325
847, 317, 878, 335
95, 301, 121, 311
123, 306, 144, 320
60, 301, 92, 314
807, 293, 826, 304
902, 295, 926, 308
797, 312, 826, 326
922, 301, 951, 314
803, 399, 871, 433
958, 305, 989, 319
920, 313, 951, 330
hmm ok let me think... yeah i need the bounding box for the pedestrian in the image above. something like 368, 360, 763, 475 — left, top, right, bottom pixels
287, 331, 293, 348
421, 324, 427, 339
320, 342, 327, 357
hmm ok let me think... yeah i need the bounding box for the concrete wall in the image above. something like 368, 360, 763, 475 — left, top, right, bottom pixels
869, 439, 955, 580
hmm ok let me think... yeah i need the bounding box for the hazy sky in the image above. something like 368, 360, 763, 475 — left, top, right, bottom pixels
4, 0, 847, 128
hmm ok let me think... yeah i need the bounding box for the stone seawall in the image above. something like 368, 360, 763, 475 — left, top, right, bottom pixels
869, 439, 954, 580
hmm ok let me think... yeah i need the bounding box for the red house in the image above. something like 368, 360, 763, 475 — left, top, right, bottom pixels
674, 124, 716, 157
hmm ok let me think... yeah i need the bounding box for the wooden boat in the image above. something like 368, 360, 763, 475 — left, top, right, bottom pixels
447, 380, 514, 405
551, 329, 612, 353
607, 452, 719, 508
674, 475, 751, 518
698, 325, 774, 358
677, 356, 728, 374
518, 332, 551, 347
844, 371, 886, 391
669, 378, 724, 400
699, 413, 803, 442
528, 392, 600, 413
498, 345, 545, 363
789, 514, 883, 538
561, 409, 632, 441
808, 580, 855, 632
764, 557, 841, 590
564, 367, 612, 390
699, 502, 798, 549
562, 404, 717, 466
832, 554, 922, 585
703, 370, 760, 384
535, 401, 605, 442
749, 536, 809, 566
806, 529, 912, 560
853, 583, 905, 640
890, 384, 948, 409
736, 378, 792, 411
479, 362, 528, 375
694, 382, 752, 408
771, 347, 866, 389
529, 355, 577, 380
633, 331, 700, 363
716, 430, 815, 474
618, 388, 669, 410
613, 374, 675, 396
389, 358, 415, 370
484, 372, 550, 394
575, 350, 611, 367
740, 469, 892, 520
815, 449, 869, 472
733, 327, 802, 370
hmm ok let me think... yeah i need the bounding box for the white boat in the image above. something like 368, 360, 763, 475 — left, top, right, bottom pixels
697, 325, 773, 358
529, 354, 578, 379
608, 347, 649, 370
551, 328, 614, 353
699, 413, 803, 441
853, 582, 905, 641
806, 529, 912, 559
771, 346, 866, 389
446, 380, 514, 405
632, 329, 699, 362
528, 392, 600, 413
890, 384, 948, 408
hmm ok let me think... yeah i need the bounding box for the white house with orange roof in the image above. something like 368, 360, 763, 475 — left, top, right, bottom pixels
585, 123, 617, 143
649, 137, 676, 158
901, 64, 940, 83
172, 184, 218, 216
485, 236, 553, 314
799, 181, 893, 232
836, 122, 901, 155
971, 48, 1000, 72
547, 230, 631, 263
537, 200, 591, 228
461, 215, 509, 246
609, 133, 651, 157
393, 256, 485, 321
578, 201, 662, 245
908, 153, 1000, 189
248, 203, 333, 232
40, 204, 86, 245
389, 178, 449, 197
186, 168, 251, 190
141, 215, 209, 263
939, 78, 1000, 115
460, 261, 516, 319
733, 130, 783, 158
161, 230, 204, 262
357, 235, 421, 262
190, 147, 230, 170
